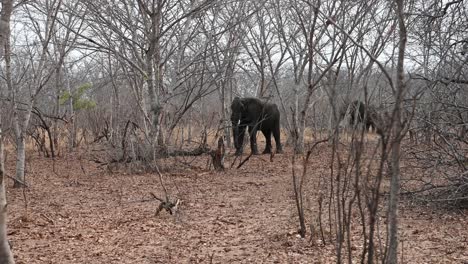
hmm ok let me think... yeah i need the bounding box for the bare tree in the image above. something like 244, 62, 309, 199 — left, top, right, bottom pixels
72, 0, 229, 160
402, 0, 468, 208
0, 0, 15, 262
8, 0, 63, 187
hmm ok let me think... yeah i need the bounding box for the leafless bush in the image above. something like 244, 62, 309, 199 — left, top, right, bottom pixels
402, 129, 468, 208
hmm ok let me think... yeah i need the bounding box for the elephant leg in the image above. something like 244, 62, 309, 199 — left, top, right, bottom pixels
262, 129, 272, 154
273, 122, 283, 153
248, 125, 259, 155
233, 126, 240, 149
234, 125, 246, 156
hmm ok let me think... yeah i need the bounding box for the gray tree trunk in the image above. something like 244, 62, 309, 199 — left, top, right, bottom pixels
0, 128, 14, 263
0, 0, 16, 261
13, 107, 32, 188
13, 132, 26, 187
65, 67, 75, 150
292, 83, 304, 153
386, 0, 407, 262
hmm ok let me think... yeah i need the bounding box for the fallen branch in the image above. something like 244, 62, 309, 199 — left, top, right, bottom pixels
4, 173, 29, 188
90, 144, 212, 167
167, 144, 211, 157
236, 153, 253, 169
151, 164, 181, 216
150, 192, 180, 216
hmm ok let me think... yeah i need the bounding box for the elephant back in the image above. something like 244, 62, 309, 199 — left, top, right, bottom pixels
262, 102, 280, 121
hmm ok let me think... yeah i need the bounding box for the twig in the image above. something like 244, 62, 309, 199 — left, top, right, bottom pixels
40, 213, 55, 225
230, 154, 240, 169
307, 138, 330, 151
154, 164, 169, 202
149, 192, 165, 202
236, 153, 253, 169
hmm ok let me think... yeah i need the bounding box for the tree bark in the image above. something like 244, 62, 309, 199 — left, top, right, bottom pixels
386, 0, 407, 263
0, 129, 14, 263
139, 0, 164, 157
0, 0, 16, 261
211, 137, 225, 171
12, 105, 32, 188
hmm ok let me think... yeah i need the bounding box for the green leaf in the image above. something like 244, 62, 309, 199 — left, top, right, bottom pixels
59, 83, 96, 111
73, 99, 96, 110
59, 91, 71, 105
75, 83, 92, 97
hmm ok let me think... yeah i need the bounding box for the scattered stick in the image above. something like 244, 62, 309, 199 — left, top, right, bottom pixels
40, 213, 55, 225
236, 153, 253, 169
230, 154, 240, 169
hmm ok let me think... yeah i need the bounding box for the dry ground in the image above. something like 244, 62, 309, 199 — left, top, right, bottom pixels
4, 143, 468, 263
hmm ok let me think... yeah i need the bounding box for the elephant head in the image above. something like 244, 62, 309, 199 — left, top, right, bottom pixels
230, 97, 244, 125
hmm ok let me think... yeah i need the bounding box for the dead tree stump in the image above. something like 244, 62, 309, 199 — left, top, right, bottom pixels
211, 136, 225, 171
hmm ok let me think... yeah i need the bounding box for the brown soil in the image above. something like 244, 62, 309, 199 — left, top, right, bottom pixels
5, 145, 468, 264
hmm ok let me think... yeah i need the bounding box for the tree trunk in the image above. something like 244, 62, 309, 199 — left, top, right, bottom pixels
12, 86, 34, 188
13, 121, 27, 188
292, 83, 304, 153
4, 2, 25, 189
0, 0, 16, 261
109, 58, 121, 147
0, 127, 14, 263
53, 66, 61, 156
386, 0, 407, 262
64, 67, 76, 150
145, 5, 163, 157
187, 109, 192, 142
222, 83, 231, 148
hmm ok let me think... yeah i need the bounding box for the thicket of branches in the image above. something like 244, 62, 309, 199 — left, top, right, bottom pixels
0, 0, 466, 263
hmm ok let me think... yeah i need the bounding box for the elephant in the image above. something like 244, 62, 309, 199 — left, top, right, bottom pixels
231, 97, 283, 156
339, 100, 383, 134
